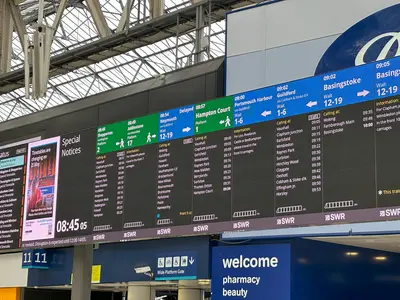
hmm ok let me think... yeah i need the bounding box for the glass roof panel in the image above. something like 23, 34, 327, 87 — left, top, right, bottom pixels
1, 0, 226, 121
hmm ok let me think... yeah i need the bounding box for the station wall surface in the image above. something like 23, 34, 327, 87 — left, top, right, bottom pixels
225, 0, 400, 95
27, 233, 400, 300
291, 239, 400, 300
27, 236, 210, 286
0, 58, 224, 144
212, 238, 400, 300
0, 253, 27, 287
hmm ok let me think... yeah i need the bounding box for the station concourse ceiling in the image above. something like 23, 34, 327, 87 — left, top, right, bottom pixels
0, 0, 253, 121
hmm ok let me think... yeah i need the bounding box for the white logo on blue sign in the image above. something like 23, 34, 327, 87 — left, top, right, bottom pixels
316, 4, 400, 74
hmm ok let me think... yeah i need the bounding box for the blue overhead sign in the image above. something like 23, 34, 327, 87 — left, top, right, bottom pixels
22, 249, 49, 269
275, 76, 321, 118
233, 87, 275, 126
321, 63, 375, 109
212, 244, 290, 300
155, 251, 197, 280
159, 105, 194, 141
374, 57, 400, 99
232, 56, 400, 124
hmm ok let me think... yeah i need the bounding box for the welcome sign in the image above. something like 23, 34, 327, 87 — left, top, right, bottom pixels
211, 244, 290, 300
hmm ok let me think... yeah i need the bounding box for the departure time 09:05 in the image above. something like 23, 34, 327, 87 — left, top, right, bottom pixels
56, 219, 88, 233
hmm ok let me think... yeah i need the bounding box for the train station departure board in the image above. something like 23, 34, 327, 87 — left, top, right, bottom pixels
0, 144, 27, 249
15, 56, 400, 248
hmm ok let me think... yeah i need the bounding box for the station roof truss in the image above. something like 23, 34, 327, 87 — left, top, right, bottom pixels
0, 0, 253, 121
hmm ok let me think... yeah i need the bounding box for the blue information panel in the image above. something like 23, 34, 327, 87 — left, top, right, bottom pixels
275, 76, 321, 118
212, 244, 290, 300
159, 105, 195, 141
233, 87, 275, 126
155, 252, 197, 280
22, 249, 49, 269
321, 63, 375, 109
374, 57, 400, 99
231, 57, 400, 119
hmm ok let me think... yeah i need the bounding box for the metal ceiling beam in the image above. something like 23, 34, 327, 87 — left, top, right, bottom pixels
52, 0, 69, 32
8, 0, 26, 46
149, 0, 164, 19
116, 0, 135, 32
0, 0, 13, 73
0, 0, 249, 94
22, 0, 84, 25
86, 0, 112, 38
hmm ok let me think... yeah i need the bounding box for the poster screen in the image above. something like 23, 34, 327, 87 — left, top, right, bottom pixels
22, 137, 60, 242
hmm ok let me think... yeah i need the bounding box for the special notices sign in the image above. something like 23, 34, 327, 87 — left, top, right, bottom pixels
211, 244, 290, 300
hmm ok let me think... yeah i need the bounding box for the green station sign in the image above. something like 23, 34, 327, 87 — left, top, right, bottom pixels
96, 114, 159, 154
194, 96, 233, 135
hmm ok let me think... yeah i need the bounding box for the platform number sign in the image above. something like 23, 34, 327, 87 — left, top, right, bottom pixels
22, 249, 49, 269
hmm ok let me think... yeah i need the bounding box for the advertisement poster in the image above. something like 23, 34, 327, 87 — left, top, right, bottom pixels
22, 137, 60, 241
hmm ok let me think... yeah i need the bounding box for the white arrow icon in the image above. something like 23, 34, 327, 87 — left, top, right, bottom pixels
357, 90, 370, 97
182, 127, 191, 133
219, 120, 225, 124
151, 134, 156, 138
189, 257, 195, 265
306, 101, 317, 108
261, 110, 272, 117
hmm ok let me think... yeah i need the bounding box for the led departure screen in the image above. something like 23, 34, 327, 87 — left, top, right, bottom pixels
18, 56, 400, 248
0, 144, 27, 249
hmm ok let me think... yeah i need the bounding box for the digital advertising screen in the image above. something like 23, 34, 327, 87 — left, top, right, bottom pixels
22, 137, 60, 242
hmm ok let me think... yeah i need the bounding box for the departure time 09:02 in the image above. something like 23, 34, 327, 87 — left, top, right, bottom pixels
56, 219, 88, 233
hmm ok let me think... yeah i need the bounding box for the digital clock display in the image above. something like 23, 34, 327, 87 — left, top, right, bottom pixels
56, 219, 88, 232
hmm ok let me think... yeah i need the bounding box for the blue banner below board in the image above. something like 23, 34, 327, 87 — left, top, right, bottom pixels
212, 244, 290, 300
155, 251, 197, 280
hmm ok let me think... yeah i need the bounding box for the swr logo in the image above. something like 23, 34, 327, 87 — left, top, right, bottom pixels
325, 213, 346, 221
233, 221, 250, 229
380, 208, 400, 217
157, 228, 171, 235
277, 217, 295, 225
193, 225, 208, 232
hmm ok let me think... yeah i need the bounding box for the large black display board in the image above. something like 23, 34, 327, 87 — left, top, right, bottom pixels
0, 144, 27, 249
14, 56, 400, 249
